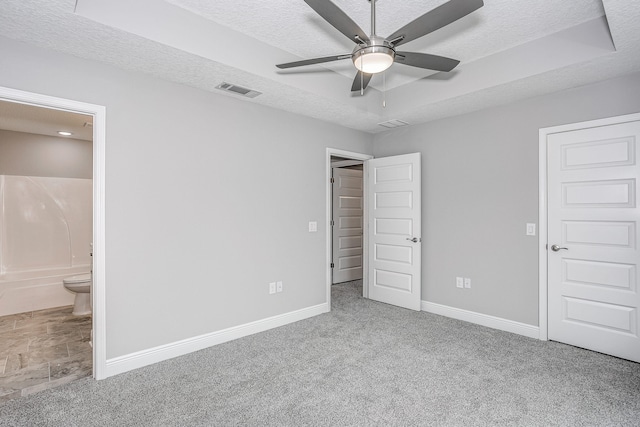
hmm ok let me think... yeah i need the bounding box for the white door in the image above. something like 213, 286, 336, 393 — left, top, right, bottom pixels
332, 167, 364, 283
547, 119, 640, 363
367, 153, 421, 311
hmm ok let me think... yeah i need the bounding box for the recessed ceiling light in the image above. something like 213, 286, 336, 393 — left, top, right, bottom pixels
57, 131, 73, 136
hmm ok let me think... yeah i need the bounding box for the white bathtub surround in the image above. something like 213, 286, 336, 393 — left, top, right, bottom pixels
0, 176, 92, 316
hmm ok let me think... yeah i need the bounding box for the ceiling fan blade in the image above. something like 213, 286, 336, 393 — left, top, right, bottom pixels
276, 54, 352, 69
304, 0, 370, 44
394, 52, 460, 72
387, 0, 484, 47
351, 71, 373, 92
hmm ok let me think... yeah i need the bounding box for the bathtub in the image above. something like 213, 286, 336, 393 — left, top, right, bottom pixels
0, 175, 93, 317
0, 266, 91, 316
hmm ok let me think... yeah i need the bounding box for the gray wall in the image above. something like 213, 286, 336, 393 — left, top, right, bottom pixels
374, 72, 640, 326
0, 36, 372, 359
0, 130, 92, 178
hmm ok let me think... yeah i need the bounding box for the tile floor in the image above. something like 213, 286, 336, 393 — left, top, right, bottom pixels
0, 306, 92, 402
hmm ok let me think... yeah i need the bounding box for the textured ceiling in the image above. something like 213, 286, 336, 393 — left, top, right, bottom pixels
0, 0, 639, 134
166, 0, 606, 89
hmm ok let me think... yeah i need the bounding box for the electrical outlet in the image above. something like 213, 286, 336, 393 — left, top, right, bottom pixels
464, 278, 471, 289
276, 281, 283, 293
308, 221, 317, 232
456, 277, 464, 288
269, 282, 276, 294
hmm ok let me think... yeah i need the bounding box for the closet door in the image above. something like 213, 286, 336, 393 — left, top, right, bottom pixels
332, 167, 363, 283
547, 119, 640, 362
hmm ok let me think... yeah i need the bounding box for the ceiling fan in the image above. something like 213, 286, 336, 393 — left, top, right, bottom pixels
276, 0, 484, 93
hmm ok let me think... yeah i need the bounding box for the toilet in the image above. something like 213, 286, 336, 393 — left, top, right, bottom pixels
63, 273, 92, 316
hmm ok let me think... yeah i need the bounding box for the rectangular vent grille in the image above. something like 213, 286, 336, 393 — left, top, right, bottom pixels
378, 119, 409, 129
216, 82, 262, 98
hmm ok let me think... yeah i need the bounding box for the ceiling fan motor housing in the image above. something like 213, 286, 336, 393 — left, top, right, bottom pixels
352, 36, 396, 73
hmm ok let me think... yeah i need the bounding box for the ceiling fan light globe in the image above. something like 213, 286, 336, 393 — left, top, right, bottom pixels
353, 52, 394, 74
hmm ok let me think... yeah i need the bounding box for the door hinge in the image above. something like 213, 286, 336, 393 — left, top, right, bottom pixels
330, 220, 335, 226
330, 263, 335, 268
330, 177, 335, 184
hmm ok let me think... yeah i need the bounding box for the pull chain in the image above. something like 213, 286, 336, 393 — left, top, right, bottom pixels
383, 70, 386, 107
360, 54, 364, 96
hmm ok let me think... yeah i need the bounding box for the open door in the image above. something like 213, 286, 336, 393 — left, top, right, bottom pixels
332, 167, 364, 283
366, 153, 421, 311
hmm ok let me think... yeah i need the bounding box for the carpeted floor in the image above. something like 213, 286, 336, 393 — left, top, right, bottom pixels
1, 280, 639, 426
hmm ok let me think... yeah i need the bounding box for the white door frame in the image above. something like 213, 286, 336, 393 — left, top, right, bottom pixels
326, 148, 373, 308
0, 86, 107, 379
538, 112, 640, 341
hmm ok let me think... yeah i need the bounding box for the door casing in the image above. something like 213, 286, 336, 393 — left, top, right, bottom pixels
326, 148, 373, 308
538, 112, 640, 341
0, 86, 107, 379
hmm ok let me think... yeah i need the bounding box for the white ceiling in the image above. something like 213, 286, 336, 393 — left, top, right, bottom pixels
1, 0, 639, 133
165, 0, 606, 89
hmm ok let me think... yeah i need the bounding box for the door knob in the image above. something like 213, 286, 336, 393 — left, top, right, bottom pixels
550, 244, 568, 252
406, 237, 421, 243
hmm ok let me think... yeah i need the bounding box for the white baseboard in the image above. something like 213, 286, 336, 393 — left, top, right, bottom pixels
105, 302, 329, 378
421, 301, 540, 339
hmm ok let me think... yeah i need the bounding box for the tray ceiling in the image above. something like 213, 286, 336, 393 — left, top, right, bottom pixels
1, 0, 639, 133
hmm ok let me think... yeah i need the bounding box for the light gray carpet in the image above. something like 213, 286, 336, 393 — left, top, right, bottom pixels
1, 281, 639, 426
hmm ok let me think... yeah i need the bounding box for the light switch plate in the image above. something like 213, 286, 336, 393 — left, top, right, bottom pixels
456, 277, 464, 288
276, 281, 283, 293
308, 221, 317, 232
464, 278, 471, 289
526, 223, 536, 236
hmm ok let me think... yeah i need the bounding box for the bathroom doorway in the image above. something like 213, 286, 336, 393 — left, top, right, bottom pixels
0, 87, 106, 397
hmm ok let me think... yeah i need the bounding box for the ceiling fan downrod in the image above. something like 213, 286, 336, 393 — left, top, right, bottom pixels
370, 0, 376, 37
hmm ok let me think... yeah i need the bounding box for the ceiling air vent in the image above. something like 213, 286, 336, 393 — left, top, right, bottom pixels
215, 82, 262, 98
378, 119, 409, 129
